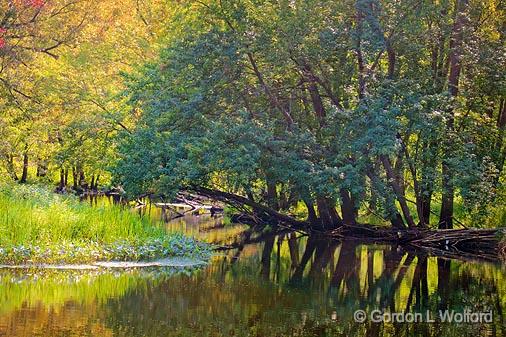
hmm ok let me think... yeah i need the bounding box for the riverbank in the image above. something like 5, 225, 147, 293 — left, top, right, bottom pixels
0, 183, 211, 264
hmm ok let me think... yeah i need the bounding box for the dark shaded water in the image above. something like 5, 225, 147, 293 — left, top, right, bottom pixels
0, 211, 505, 337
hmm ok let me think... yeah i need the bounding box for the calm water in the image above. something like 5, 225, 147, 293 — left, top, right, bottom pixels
0, 208, 505, 336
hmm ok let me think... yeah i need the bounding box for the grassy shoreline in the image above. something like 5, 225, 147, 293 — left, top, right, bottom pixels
0, 183, 211, 265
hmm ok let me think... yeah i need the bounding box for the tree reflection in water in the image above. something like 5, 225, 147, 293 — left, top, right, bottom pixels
0, 230, 505, 337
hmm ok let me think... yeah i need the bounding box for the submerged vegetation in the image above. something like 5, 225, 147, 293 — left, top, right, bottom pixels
0, 183, 211, 264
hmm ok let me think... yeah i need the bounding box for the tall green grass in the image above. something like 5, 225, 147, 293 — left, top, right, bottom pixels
0, 183, 211, 264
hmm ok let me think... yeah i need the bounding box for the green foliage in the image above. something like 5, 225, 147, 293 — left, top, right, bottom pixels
0, 0, 504, 228
116, 0, 505, 228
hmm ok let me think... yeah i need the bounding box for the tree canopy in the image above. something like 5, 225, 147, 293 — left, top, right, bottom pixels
2, 0, 505, 229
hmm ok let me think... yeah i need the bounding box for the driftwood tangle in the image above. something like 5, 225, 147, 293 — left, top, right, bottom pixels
189, 186, 505, 262
328, 225, 503, 262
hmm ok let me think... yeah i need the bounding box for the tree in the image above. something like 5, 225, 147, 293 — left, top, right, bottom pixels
0, 0, 181, 188
116, 0, 505, 230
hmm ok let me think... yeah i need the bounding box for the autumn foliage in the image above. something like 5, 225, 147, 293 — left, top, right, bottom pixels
13, 0, 46, 8
0, 0, 46, 49
0, 28, 6, 49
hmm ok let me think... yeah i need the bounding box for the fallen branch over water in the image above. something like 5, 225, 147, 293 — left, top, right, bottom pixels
190, 186, 309, 229
187, 186, 505, 262
328, 225, 504, 262
329, 225, 501, 246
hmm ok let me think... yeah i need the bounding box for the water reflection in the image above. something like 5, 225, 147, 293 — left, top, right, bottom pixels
78, 195, 248, 245
0, 217, 505, 336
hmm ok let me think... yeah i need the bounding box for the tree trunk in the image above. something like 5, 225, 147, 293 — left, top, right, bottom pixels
95, 174, 100, 190
19, 145, 29, 184
393, 155, 405, 196
339, 189, 356, 225
303, 63, 327, 127
419, 193, 432, 227
64, 169, 68, 187
316, 197, 342, 230
266, 178, 279, 211
417, 140, 435, 227
390, 213, 406, 229
380, 155, 416, 227
366, 167, 405, 228
386, 39, 396, 79
303, 198, 318, 224
79, 170, 86, 187
72, 167, 78, 190
59, 168, 66, 190
440, 0, 468, 229
6, 154, 18, 181
440, 169, 454, 229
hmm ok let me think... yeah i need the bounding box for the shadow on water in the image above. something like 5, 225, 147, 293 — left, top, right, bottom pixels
0, 211, 505, 337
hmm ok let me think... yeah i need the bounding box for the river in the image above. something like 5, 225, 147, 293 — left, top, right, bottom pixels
0, 204, 505, 336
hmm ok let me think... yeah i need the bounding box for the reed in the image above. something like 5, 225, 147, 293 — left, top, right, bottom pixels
0, 183, 211, 264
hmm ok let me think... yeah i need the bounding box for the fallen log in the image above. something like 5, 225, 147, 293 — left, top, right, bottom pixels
328, 225, 501, 243
186, 186, 505, 261
327, 225, 504, 262
189, 186, 309, 229
223, 212, 504, 262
